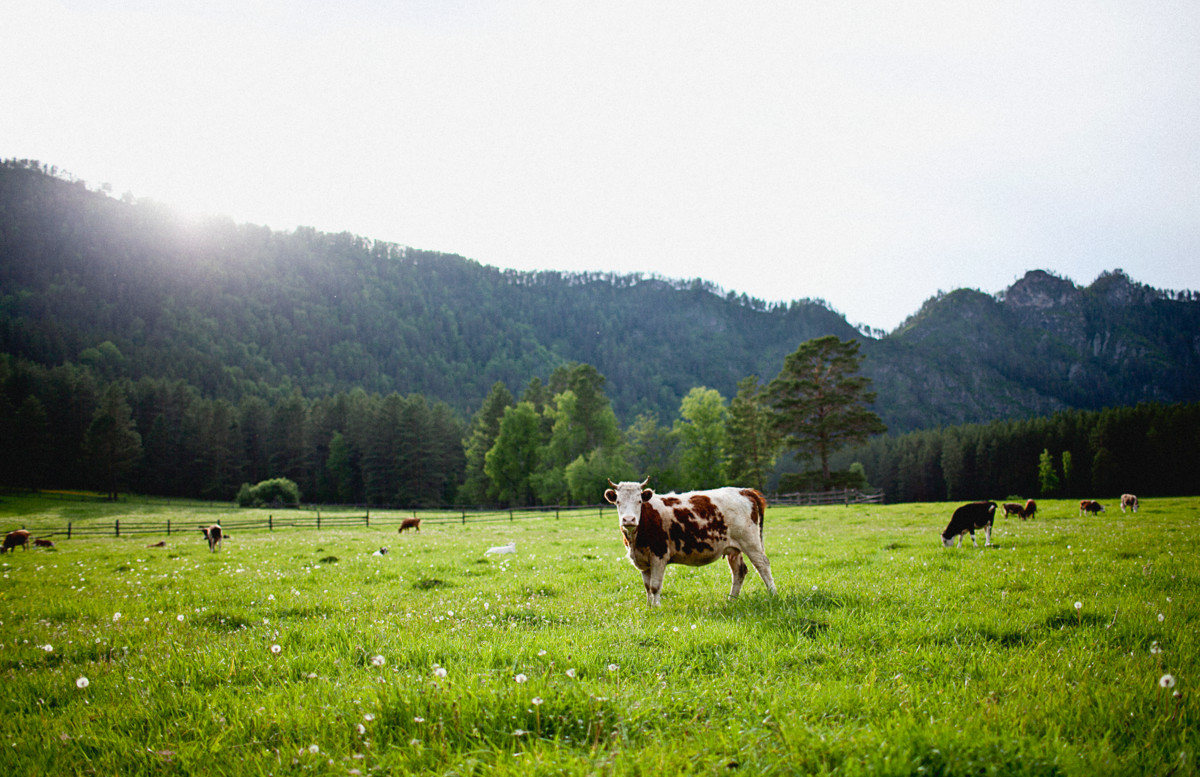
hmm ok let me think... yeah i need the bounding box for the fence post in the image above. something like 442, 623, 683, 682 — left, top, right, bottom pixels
167, 519, 171, 536
366, 513, 370, 528
67, 522, 72, 539
269, 514, 273, 532
509, 509, 514, 522
317, 513, 321, 530
462, 510, 466, 525
115, 519, 120, 538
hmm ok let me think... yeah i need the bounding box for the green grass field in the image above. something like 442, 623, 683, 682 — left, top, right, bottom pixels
1, 496, 1195, 776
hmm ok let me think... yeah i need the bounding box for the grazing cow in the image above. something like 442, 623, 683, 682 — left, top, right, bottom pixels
1121, 494, 1139, 513
146, 540, 166, 548
201, 524, 224, 552
941, 502, 997, 548
604, 479, 776, 606
1, 529, 30, 554
33, 538, 55, 548
1002, 502, 1025, 519
399, 517, 422, 533
372, 547, 389, 556
1079, 500, 1105, 516
1021, 499, 1037, 520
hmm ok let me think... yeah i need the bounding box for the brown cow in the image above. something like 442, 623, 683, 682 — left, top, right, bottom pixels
604, 479, 776, 606
146, 540, 166, 548
399, 518, 422, 533
1, 529, 30, 553
33, 538, 55, 548
1079, 500, 1105, 516
201, 524, 224, 552
1021, 499, 1037, 520
1001, 502, 1025, 519
1121, 494, 1138, 513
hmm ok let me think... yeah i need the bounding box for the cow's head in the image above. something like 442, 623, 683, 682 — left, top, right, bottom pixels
605, 479, 653, 543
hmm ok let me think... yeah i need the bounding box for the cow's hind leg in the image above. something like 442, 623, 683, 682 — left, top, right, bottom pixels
743, 548, 777, 595
726, 550, 749, 599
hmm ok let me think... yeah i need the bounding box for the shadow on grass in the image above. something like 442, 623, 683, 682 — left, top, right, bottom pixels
708, 590, 833, 639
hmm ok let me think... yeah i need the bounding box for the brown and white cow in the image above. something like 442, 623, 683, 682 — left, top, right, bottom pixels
1, 529, 30, 554
201, 524, 224, 552
1079, 500, 1105, 516
399, 517, 422, 533
1121, 494, 1138, 513
941, 502, 997, 548
604, 479, 777, 606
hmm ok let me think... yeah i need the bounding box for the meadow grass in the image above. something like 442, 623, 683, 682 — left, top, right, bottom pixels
0, 496, 1196, 775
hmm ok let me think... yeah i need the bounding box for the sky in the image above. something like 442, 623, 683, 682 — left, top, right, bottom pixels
3, 1, 1198, 332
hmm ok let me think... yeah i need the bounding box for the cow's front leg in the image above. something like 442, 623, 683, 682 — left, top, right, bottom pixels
641, 567, 655, 606
969, 529, 977, 547
984, 524, 992, 546
646, 559, 667, 606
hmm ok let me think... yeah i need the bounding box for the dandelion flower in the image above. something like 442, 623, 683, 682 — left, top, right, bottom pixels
414, 717, 425, 723
1158, 613, 1165, 622
514, 673, 528, 683
537, 649, 547, 656
607, 664, 618, 672
371, 655, 386, 667
177, 614, 185, 622
308, 744, 320, 754
433, 667, 447, 678
1074, 601, 1082, 610
1150, 641, 1162, 655
75, 676, 89, 689
565, 668, 576, 678
1160, 674, 1176, 689
270, 644, 282, 654
363, 713, 374, 722
42, 644, 53, 652
113, 612, 121, 622
513, 729, 527, 736
532, 697, 543, 705
356, 724, 366, 735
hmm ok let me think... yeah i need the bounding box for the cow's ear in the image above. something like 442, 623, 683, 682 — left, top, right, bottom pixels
604, 489, 617, 504
641, 489, 654, 502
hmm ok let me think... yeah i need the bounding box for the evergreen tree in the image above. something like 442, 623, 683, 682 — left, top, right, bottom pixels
1038, 448, 1060, 496
767, 336, 887, 488
83, 383, 143, 500
725, 375, 779, 491
459, 381, 514, 504
484, 402, 541, 506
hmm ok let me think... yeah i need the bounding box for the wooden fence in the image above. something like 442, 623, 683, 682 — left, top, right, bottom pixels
770, 488, 885, 507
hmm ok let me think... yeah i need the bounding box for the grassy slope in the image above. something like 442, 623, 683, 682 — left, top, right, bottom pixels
0, 497, 1195, 776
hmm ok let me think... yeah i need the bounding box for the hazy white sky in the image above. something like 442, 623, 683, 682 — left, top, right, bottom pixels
4, 1, 1198, 331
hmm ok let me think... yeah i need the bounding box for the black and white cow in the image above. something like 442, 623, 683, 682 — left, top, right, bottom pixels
604, 479, 777, 606
940, 501, 997, 548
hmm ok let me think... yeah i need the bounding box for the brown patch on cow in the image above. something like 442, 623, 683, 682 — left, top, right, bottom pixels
635, 501, 669, 557
688, 494, 718, 521
739, 489, 766, 526
661, 496, 682, 507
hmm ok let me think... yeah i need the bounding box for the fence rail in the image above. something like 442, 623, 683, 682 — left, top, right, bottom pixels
770, 488, 884, 506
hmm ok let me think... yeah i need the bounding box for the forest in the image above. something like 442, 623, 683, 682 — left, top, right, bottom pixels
2, 159, 1199, 505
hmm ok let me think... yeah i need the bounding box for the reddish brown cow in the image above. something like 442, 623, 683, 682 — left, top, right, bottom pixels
604, 479, 776, 606
1, 529, 30, 553
1079, 500, 1105, 516
1002, 502, 1024, 519
399, 518, 422, 533
201, 524, 224, 552
1021, 499, 1037, 520
33, 538, 55, 548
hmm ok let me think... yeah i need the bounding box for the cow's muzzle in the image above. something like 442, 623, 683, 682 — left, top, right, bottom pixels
620, 517, 638, 540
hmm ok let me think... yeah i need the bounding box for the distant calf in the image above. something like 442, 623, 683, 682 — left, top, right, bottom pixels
1121, 494, 1138, 513
941, 502, 997, 548
1001, 502, 1024, 519
33, 538, 55, 548
399, 518, 422, 533
1, 529, 30, 554
201, 524, 224, 552
146, 540, 166, 548
1079, 500, 1105, 517
1020, 499, 1037, 520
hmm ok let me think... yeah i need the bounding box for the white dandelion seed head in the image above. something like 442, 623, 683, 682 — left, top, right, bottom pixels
113, 612, 121, 621
356, 724, 366, 735
308, 744, 320, 754
532, 697, 543, 705
363, 713, 374, 722
270, 644, 282, 654
514, 673, 527, 683
1074, 601, 1082, 610
1158, 613, 1165, 622
513, 729, 527, 736
177, 614, 185, 622
1151, 642, 1162, 655
42, 644, 53, 652
371, 655, 386, 667
565, 668, 576, 678
607, 664, 618, 672
1160, 674, 1176, 689
537, 649, 547, 656
414, 716, 425, 723
433, 667, 447, 678
75, 676, 89, 689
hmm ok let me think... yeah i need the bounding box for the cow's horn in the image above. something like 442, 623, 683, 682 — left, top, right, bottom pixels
608, 479, 619, 488
639, 477, 650, 488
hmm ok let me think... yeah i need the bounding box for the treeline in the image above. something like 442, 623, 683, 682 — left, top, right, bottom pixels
838, 402, 1200, 503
